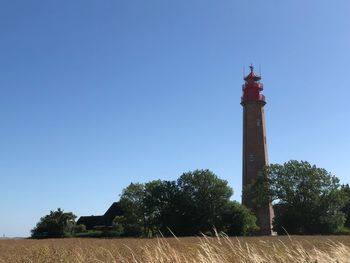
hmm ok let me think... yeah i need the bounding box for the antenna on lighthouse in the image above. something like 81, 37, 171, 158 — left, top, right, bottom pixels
259, 64, 262, 76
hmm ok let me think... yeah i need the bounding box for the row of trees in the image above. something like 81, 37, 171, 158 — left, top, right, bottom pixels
31, 170, 258, 238
114, 169, 257, 237
31, 161, 350, 238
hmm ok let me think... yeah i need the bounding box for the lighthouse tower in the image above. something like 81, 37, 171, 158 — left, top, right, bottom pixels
241, 65, 274, 235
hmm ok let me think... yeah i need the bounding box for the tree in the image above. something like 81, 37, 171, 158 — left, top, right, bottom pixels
175, 169, 233, 235
31, 208, 76, 238
341, 184, 350, 229
119, 180, 179, 237
219, 201, 258, 236
118, 169, 257, 237
118, 183, 145, 236
112, 215, 126, 236
143, 180, 179, 236
246, 160, 347, 234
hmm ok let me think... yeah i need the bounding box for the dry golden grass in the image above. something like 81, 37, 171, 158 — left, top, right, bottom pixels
1, 235, 350, 263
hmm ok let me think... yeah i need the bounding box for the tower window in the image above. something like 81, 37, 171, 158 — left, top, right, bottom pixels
257, 118, 261, 126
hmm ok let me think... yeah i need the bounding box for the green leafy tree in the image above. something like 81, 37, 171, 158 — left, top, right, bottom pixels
341, 184, 350, 229
175, 169, 233, 235
219, 201, 258, 236
119, 180, 179, 237
118, 169, 257, 237
112, 215, 126, 236
118, 183, 145, 236
143, 180, 179, 236
31, 208, 76, 238
246, 160, 346, 234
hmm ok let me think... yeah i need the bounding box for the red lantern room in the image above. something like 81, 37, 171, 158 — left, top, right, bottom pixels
241, 65, 266, 105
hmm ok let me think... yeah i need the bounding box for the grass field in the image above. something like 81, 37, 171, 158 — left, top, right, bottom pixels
1, 235, 350, 263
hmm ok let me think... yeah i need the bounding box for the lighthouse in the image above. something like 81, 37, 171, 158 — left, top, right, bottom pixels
241, 65, 274, 235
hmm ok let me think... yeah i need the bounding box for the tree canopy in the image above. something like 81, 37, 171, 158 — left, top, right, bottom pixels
246, 160, 347, 234
341, 184, 350, 229
118, 169, 257, 237
174, 169, 233, 235
31, 208, 76, 238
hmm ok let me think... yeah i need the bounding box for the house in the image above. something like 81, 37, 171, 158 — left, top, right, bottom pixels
76, 202, 123, 230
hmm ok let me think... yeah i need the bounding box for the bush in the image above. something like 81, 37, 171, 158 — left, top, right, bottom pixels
334, 227, 350, 235
74, 230, 126, 238
73, 224, 86, 233
219, 201, 258, 236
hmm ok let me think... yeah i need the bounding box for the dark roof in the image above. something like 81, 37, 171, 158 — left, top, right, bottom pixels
103, 202, 123, 226
76, 202, 124, 230
76, 216, 104, 230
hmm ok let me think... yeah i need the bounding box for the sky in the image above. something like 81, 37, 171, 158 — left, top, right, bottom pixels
0, 0, 349, 237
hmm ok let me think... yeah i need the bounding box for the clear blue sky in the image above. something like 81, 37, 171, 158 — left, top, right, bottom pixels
1, 0, 349, 237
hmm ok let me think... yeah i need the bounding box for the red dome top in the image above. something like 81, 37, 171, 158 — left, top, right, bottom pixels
241, 65, 265, 105
244, 65, 261, 82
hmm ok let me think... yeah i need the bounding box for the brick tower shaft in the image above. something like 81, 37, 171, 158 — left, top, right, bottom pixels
241, 65, 274, 235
